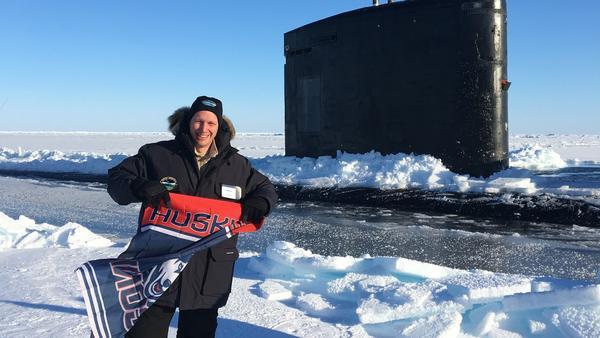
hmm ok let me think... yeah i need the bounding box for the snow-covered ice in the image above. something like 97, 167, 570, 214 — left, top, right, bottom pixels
510, 134, 600, 166
1, 132, 600, 337
0, 131, 284, 158
442, 270, 533, 304
0, 211, 113, 250
502, 285, 600, 311
1, 133, 599, 206
508, 144, 567, 170
0, 147, 126, 174
1, 215, 598, 337
242, 241, 600, 337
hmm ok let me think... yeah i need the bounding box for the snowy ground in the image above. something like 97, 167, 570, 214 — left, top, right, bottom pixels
1, 132, 600, 337
1, 213, 599, 338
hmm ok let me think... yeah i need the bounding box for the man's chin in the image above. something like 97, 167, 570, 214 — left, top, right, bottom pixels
195, 140, 212, 148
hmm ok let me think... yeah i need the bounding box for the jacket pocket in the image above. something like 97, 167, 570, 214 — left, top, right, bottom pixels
202, 247, 239, 295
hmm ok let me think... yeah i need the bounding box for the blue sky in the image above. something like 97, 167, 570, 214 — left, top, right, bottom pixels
1, 0, 598, 133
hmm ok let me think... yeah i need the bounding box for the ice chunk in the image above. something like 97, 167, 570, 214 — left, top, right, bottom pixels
14, 231, 47, 249
509, 144, 567, 170
49, 222, 113, 248
531, 280, 553, 292
258, 280, 293, 301
266, 241, 360, 271
485, 177, 537, 194
327, 273, 401, 298
471, 311, 508, 336
465, 302, 501, 330
393, 257, 463, 279
356, 295, 464, 324
503, 285, 600, 311
400, 311, 462, 338
392, 281, 446, 307
296, 293, 336, 315
528, 320, 547, 335
0, 211, 113, 250
453, 175, 470, 192
443, 270, 532, 303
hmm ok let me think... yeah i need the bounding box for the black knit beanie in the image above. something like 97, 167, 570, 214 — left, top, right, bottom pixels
189, 96, 223, 119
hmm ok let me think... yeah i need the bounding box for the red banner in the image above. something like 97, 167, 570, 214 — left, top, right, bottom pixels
140, 193, 262, 241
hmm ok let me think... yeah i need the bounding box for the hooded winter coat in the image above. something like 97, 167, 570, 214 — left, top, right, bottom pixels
107, 107, 277, 310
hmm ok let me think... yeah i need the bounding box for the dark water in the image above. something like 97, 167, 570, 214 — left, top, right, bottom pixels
1, 176, 599, 282
240, 201, 600, 281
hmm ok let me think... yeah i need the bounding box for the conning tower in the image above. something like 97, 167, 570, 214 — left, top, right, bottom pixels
284, 0, 509, 177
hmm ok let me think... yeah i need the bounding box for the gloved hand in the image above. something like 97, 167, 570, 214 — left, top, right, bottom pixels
130, 178, 171, 208
240, 196, 269, 224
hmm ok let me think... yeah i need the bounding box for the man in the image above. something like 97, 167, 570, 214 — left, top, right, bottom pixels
107, 96, 277, 338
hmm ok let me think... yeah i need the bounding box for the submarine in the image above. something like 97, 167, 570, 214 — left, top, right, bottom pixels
284, 0, 510, 177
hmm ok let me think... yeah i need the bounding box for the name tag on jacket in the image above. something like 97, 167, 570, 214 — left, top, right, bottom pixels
221, 184, 242, 200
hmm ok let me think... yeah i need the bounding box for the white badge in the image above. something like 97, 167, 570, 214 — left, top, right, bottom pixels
221, 184, 242, 200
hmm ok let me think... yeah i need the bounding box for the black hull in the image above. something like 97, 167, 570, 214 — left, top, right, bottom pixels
285, 0, 509, 177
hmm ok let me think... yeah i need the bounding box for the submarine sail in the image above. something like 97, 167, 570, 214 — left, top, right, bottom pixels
284, 0, 509, 177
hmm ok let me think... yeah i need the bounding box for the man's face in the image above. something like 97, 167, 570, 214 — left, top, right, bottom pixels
189, 110, 219, 152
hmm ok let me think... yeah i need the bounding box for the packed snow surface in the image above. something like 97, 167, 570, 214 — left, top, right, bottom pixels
0, 216, 598, 337
1, 133, 600, 205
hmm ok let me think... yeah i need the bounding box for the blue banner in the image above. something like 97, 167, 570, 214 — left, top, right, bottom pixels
76, 193, 261, 338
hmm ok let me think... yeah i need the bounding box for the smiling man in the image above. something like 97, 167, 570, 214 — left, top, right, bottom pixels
106, 95, 277, 338
190, 107, 219, 158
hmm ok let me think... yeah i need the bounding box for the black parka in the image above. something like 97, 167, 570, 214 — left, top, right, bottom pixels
107, 109, 277, 310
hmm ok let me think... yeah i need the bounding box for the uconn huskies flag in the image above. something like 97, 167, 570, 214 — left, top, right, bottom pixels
75, 193, 262, 338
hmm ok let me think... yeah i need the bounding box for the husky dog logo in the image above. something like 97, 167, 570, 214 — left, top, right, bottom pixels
143, 258, 186, 302
159, 176, 178, 191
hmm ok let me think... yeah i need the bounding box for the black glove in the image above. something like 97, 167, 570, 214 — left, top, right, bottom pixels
130, 178, 171, 208
241, 196, 269, 224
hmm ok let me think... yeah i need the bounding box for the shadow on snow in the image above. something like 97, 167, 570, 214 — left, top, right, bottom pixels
0, 299, 87, 316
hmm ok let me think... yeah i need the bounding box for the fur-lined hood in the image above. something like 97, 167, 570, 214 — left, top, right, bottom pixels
168, 106, 236, 140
